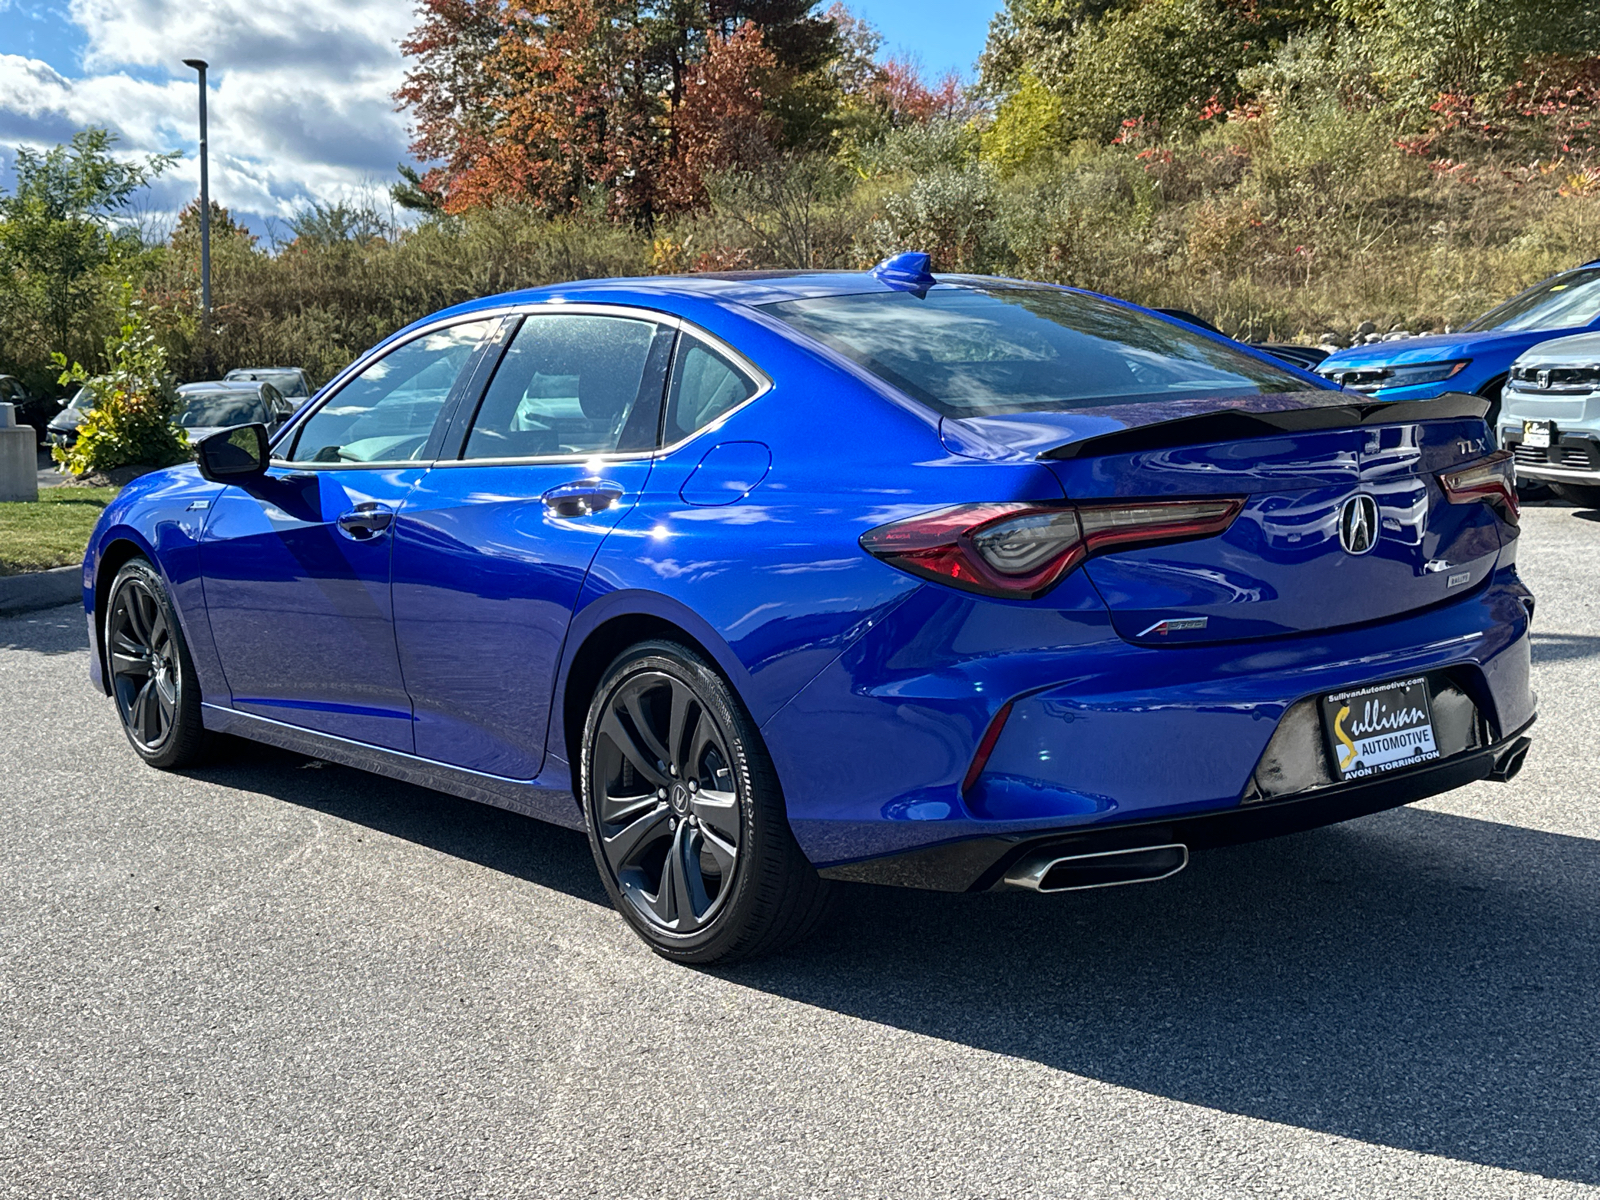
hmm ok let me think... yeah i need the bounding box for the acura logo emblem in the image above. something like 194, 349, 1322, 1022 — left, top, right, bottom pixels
1339, 494, 1379, 555
1538, 369, 1551, 389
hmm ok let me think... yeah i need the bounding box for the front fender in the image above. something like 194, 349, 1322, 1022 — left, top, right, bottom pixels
84, 467, 228, 701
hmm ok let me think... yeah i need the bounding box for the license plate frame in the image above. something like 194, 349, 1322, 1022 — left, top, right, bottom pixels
1523, 419, 1556, 449
1320, 676, 1440, 782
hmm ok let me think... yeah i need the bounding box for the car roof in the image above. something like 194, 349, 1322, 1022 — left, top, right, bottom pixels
179, 380, 270, 394
429, 269, 1042, 320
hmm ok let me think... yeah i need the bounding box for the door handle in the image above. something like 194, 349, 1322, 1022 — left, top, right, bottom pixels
336, 501, 395, 540
542, 479, 624, 518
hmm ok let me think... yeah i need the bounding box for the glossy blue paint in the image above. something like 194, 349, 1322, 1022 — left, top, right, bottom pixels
680, 441, 771, 506
81, 267, 1537, 888
198, 467, 422, 750
392, 459, 655, 778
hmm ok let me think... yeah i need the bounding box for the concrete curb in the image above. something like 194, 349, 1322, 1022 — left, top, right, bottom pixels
0, 565, 81, 616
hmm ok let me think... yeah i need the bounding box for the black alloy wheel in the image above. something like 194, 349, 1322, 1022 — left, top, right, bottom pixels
581, 641, 831, 963
106, 558, 209, 768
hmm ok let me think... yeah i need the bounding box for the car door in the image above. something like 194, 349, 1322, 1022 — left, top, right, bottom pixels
198, 317, 502, 751
390, 308, 676, 778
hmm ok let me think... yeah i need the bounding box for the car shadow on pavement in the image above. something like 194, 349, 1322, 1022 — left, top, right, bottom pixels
722, 808, 1600, 1185
183, 738, 609, 907
202, 734, 1600, 1184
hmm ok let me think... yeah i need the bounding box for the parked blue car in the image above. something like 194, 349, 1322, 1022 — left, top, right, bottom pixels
1316, 260, 1600, 430
83, 255, 1535, 963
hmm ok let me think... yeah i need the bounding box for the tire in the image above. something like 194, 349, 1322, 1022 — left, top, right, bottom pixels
1550, 482, 1600, 510
104, 557, 210, 769
580, 639, 831, 964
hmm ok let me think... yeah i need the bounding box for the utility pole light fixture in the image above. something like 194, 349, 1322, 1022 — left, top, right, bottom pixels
182, 58, 211, 323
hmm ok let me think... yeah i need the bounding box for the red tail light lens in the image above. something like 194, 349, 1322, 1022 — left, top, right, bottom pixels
860, 497, 1245, 598
1439, 449, 1518, 524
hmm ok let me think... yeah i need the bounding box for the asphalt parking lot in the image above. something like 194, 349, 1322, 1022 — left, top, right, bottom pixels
2, 504, 1598, 1199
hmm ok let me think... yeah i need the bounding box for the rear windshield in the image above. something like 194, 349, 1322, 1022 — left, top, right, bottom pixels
1463, 267, 1600, 333
178, 394, 267, 428
762, 285, 1320, 417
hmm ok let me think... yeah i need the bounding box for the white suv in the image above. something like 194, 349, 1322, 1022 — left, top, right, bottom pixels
1501, 331, 1600, 508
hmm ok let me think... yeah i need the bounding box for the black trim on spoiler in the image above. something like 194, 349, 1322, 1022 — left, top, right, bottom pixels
1040, 391, 1490, 461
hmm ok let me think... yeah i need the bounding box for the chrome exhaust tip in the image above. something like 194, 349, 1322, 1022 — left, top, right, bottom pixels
1488, 736, 1532, 783
1002, 843, 1189, 893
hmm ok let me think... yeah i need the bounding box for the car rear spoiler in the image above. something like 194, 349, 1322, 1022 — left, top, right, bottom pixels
1040, 392, 1490, 461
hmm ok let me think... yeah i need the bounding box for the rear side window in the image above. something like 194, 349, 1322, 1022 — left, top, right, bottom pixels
762, 286, 1320, 418
287, 319, 497, 463
664, 337, 759, 442
463, 314, 674, 459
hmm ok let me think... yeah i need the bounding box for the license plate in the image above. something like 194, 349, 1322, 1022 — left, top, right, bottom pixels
1320, 677, 1439, 781
1523, 419, 1555, 449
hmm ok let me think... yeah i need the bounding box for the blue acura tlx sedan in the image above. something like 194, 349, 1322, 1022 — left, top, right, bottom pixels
83, 253, 1535, 963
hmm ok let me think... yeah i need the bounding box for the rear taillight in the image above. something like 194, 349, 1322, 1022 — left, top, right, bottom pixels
860, 497, 1245, 599
1439, 449, 1518, 524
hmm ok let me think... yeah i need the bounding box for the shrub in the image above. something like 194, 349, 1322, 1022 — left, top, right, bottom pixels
53, 288, 188, 477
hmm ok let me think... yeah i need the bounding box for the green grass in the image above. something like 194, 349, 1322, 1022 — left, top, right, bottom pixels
0, 486, 119, 576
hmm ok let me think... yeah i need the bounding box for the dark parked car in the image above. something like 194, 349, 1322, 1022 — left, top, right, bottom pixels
45, 387, 94, 448
0, 375, 66, 443
175, 381, 293, 442
224, 367, 311, 400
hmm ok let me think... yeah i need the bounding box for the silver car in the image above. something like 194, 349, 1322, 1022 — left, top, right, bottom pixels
1501, 331, 1600, 508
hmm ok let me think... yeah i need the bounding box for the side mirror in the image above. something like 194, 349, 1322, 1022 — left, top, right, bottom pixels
195, 423, 270, 483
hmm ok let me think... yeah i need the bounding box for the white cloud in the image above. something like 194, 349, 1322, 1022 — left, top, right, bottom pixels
1, 0, 420, 229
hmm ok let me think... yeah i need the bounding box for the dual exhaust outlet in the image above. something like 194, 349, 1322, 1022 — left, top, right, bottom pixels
1000, 735, 1534, 894
1001, 843, 1189, 893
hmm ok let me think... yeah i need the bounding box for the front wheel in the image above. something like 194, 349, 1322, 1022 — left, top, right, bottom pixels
105, 558, 210, 769
580, 640, 831, 964
1550, 482, 1600, 510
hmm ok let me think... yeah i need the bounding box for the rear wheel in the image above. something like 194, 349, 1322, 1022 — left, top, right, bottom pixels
105, 558, 209, 769
1550, 482, 1600, 509
580, 640, 830, 964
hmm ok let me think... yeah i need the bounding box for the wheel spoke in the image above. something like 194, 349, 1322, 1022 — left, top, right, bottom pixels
602, 802, 670, 868
111, 629, 146, 658
686, 710, 718, 778
620, 685, 673, 770
690, 788, 740, 843
598, 709, 669, 788
110, 650, 152, 678
697, 823, 737, 877
132, 678, 159, 743
666, 684, 694, 771
671, 825, 709, 924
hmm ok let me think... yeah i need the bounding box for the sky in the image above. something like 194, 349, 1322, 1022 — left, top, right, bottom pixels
0, 0, 1002, 238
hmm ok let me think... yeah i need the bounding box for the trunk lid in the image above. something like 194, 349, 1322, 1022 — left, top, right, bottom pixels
941, 395, 1506, 644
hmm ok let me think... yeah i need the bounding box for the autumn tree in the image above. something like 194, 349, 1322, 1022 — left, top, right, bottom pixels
660, 22, 779, 210
393, 0, 846, 221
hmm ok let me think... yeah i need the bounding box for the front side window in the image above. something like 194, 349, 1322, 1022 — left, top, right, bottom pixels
763, 285, 1321, 418
462, 313, 673, 459
1464, 268, 1600, 333
286, 319, 497, 463
664, 337, 759, 443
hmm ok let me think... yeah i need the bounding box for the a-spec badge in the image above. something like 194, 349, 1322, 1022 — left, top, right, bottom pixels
1339, 494, 1379, 555
1138, 616, 1209, 637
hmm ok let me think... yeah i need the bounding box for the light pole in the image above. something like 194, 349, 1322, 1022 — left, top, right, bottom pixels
181, 58, 211, 324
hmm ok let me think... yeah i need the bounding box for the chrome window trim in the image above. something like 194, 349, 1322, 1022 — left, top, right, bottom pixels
271, 301, 772, 471
269, 308, 521, 468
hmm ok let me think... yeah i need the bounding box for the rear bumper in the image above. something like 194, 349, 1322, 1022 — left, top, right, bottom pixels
767, 564, 1535, 872
819, 719, 1535, 892
1505, 433, 1600, 482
